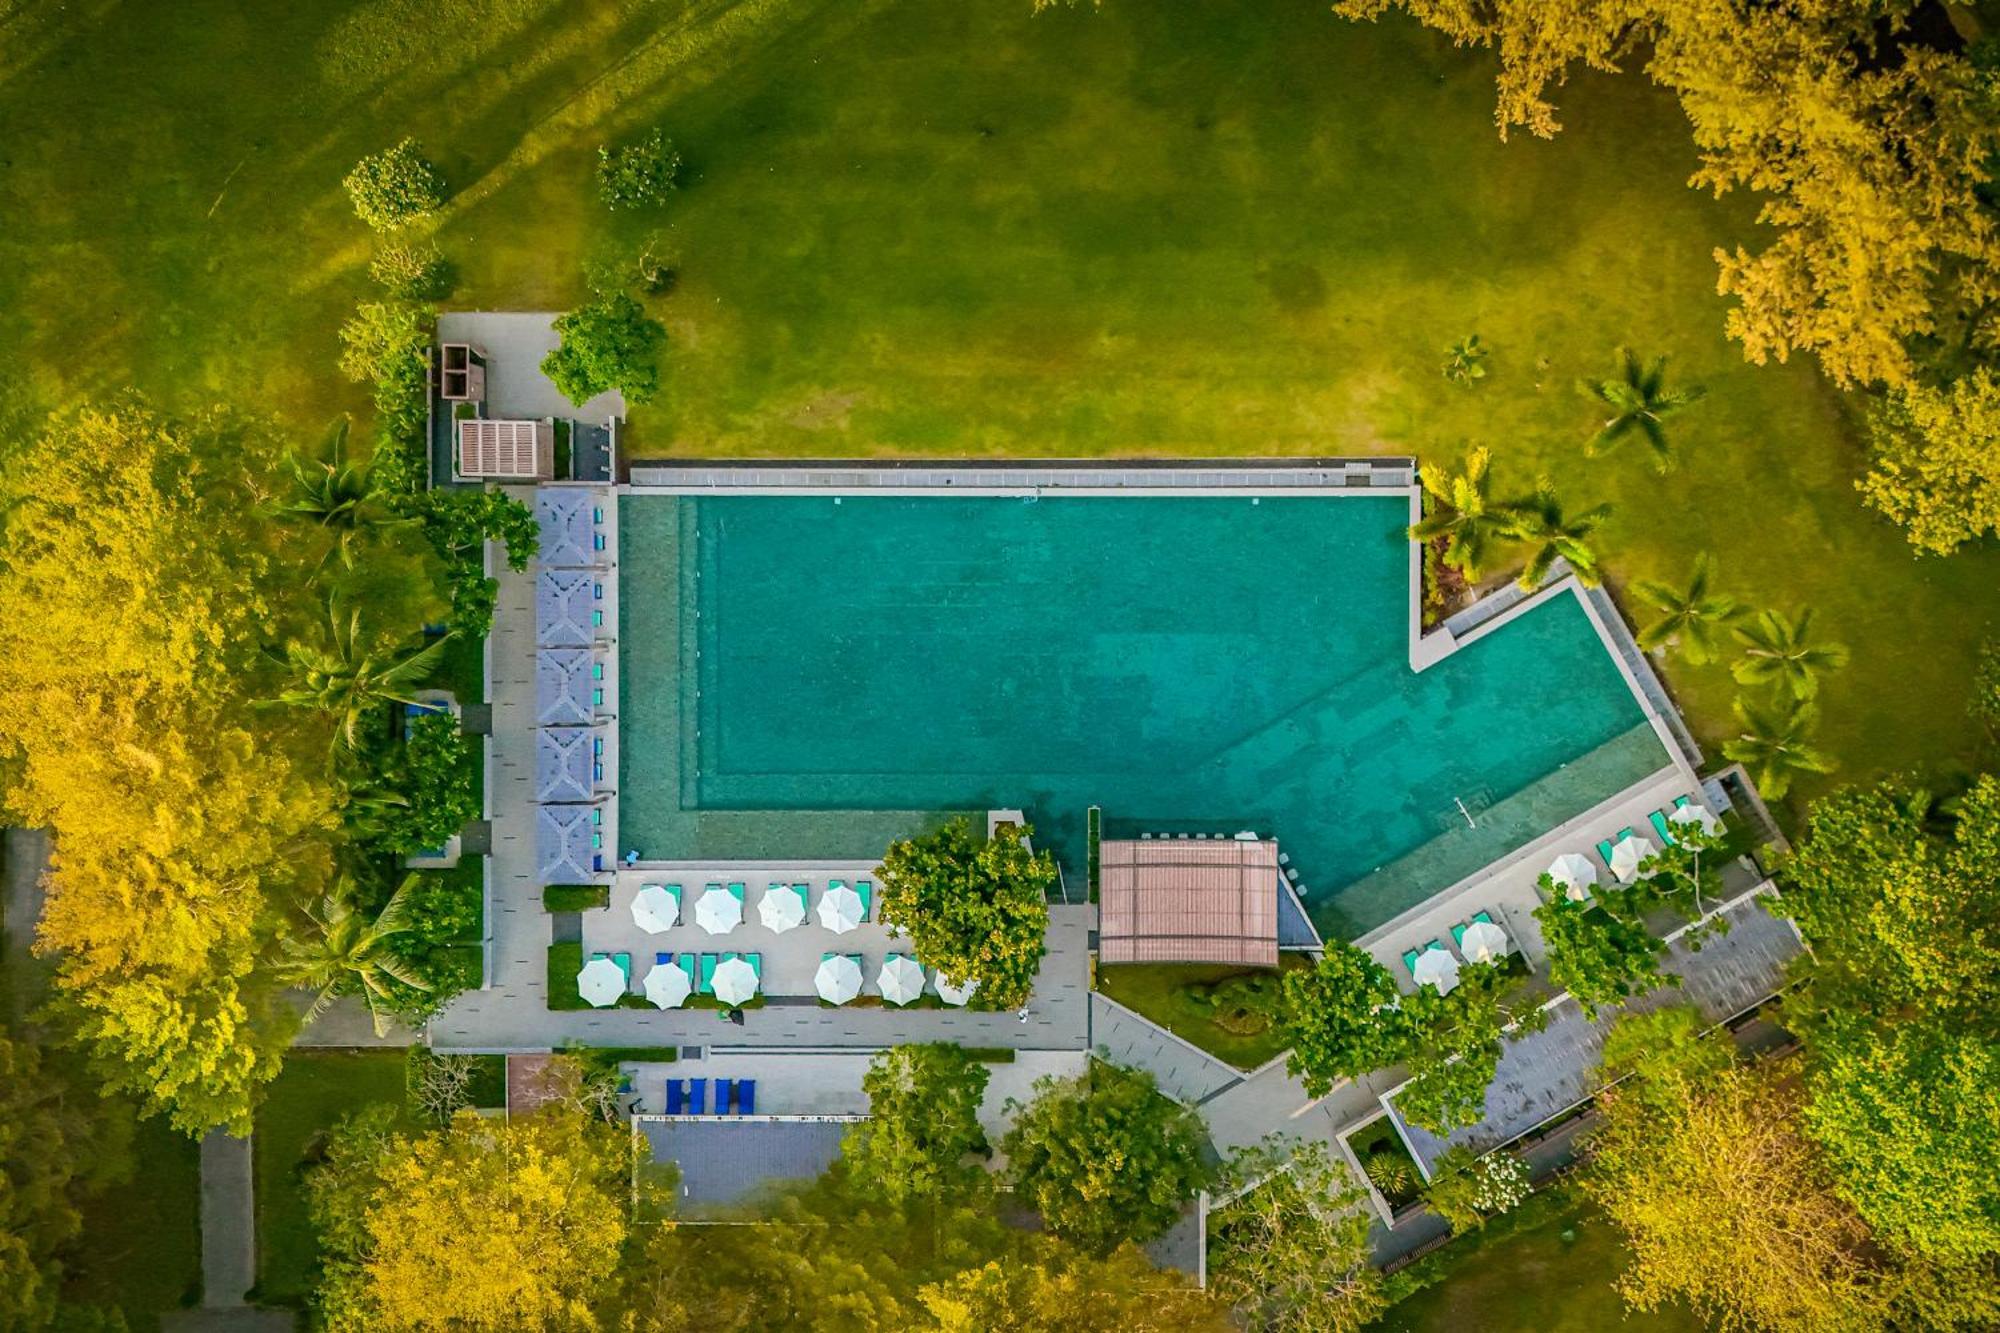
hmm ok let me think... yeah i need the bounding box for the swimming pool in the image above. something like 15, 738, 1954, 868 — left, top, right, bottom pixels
618, 493, 1669, 940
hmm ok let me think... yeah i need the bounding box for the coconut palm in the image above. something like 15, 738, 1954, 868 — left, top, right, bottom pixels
1731, 608, 1850, 700
1363, 1152, 1415, 1200
1409, 446, 1512, 579
271, 597, 451, 751
1578, 348, 1707, 472
273, 875, 431, 1037
1632, 553, 1744, 664
1721, 695, 1836, 800
1502, 479, 1612, 591
273, 418, 414, 572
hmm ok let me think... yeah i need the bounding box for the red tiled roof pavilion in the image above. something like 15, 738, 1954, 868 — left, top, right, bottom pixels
1098, 838, 1280, 967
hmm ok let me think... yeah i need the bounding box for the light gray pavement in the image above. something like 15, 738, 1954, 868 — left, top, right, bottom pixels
435, 312, 625, 424
431, 555, 1093, 1052
1088, 993, 1242, 1105
198, 1131, 255, 1308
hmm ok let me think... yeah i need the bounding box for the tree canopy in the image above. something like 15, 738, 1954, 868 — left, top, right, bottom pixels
876, 819, 1054, 1009
1207, 1140, 1386, 1333
1861, 366, 2000, 555
1280, 942, 1407, 1098
842, 1043, 991, 1205
541, 291, 666, 406
1000, 1061, 1209, 1253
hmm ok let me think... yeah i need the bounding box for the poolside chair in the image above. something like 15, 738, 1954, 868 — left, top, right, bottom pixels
746, 953, 763, 986
705, 881, 722, 896
698, 953, 719, 995
1401, 947, 1422, 974
855, 880, 873, 921
1648, 810, 1678, 847
655, 951, 672, 967
688, 1079, 707, 1116
665, 1080, 684, 1115
1673, 794, 1693, 810
713, 1078, 734, 1115
726, 882, 745, 900
829, 878, 849, 897
792, 881, 810, 901
737, 1079, 756, 1115
1595, 827, 1636, 867
673, 953, 697, 990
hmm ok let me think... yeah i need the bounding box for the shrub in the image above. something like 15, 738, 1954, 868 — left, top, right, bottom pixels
415, 489, 537, 636
377, 712, 478, 855
544, 884, 610, 912
1975, 638, 2000, 737
1362, 1151, 1416, 1202
343, 138, 447, 231
337, 299, 433, 493
1424, 1147, 1532, 1234
548, 941, 588, 1010
406, 1047, 479, 1123
368, 242, 454, 300
597, 129, 681, 210
1442, 334, 1488, 384
541, 292, 666, 406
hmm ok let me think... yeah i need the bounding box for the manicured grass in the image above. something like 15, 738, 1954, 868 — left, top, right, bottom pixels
0, 0, 1993, 808
252, 1048, 416, 1308
63, 1109, 203, 1329
548, 940, 588, 1010
544, 883, 610, 912
1376, 1185, 1703, 1333
1095, 960, 1303, 1070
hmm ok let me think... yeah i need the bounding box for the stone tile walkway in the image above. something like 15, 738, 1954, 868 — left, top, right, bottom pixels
1087, 993, 1241, 1105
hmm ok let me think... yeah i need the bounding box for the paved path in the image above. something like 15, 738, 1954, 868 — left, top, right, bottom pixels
199, 1131, 255, 1307
1087, 993, 1241, 1105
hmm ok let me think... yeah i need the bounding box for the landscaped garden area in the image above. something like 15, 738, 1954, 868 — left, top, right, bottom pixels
1096, 960, 1304, 1070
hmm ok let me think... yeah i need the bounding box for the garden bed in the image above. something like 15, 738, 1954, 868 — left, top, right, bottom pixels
1345, 1115, 1425, 1212
1094, 958, 1307, 1069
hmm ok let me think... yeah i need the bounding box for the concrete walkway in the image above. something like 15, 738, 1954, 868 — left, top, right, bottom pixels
199, 1132, 255, 1308
1087, 993, 1241, 1105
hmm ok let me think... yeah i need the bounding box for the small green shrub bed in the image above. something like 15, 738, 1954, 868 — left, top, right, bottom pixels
547, 941, 587, 1010
544, 884, 610, 912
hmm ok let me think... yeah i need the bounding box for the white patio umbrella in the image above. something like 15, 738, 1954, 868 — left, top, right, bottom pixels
631, 884, 679, 934
758, 885, 806, 934
1547, 852, 1599, 901
1668, 803, 1723, 838
576, 957, 625, 1008
818, 884, 865, 935
1460, 918, 1509, 965
712, 956, 759, 1007
1609, 834, 1659, 883
643, 960, 691, 1009
1412, 947, 1461, 995
695, 886, 743, 935
934, 972, 979, 1007
815, 954, 863, 1005
878, 955, 926, 1006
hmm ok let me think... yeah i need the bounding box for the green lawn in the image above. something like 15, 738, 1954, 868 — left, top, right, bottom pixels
63, 1111, 203, 1329
1, 0, 1995, 806
1375, 1185, 1704, 1333
252, 1048, 416, 1307
1095, 960, 1302, 1070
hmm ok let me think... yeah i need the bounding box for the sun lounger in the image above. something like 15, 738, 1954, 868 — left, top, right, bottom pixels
1648, 810, 1677, 846
737, 1079, 756, 1115
856, 880, 873, 921
1450, 910, 1498, 951
698, 954, 718, 995
746, 953, 763, 984
674, 953, 697, 988
1401, 947, 1422, 974
1673, 794, 1692, 809
655, 951, 671, 967
704, 881, 722, 896
688, 1078, 707, 1116
713, 1078, 734, 1115
665, 1080, 684, 1115
725, 882, 744, 900
1596, 827, 1636, 867
829, 878, 848, 896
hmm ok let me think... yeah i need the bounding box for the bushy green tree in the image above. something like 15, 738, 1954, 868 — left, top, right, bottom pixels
1280, 942, 1409, 1097
376, 711, 476, 854
1407, 446, 1508, 580
413, 488, 537, 636
1861, 367, 2000, 555
1533, 890, 1670, 1018
541, 292, 665, 406
342, 138, 447, 231
1394, 961, 1523, 1134
1423, 1146, 1530, 1235
368, 242, 454, 301
597, 129, 681, 209
1000, 1062, 1208, 1253
843, 1044, 991, 1204
876, 819, 1053, 1009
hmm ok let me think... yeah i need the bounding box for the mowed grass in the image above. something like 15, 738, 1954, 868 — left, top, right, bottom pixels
252, 1048, 416, 1307
1095, 961, 1302, 1070
1, 0, 1996, 803
1374, 1186, 1704, 1333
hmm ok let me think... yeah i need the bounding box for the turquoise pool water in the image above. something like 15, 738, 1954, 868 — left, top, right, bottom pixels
618, 494, 1670, 939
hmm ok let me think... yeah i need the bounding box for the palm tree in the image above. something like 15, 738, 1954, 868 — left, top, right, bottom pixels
1502, 479, 1612, 591
1632, 553, 1744, 664
274, 418, 414, 572
272, 597, 451, 751
273, 875, 431, 1037
1721, 695, 1836, 800
1578, 348, 1707, 472
1409, 447, 1512, 579
1731, 608, 1850, 700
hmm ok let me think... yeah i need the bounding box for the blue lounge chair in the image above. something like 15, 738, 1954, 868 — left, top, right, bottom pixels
737, 1079, 756, 1115
713, 1078, 734, 1115
665, 1080, 684, 1115
1648, 810, 1678, 847
655, 951, 672, 967
688, 1079, 707, 1115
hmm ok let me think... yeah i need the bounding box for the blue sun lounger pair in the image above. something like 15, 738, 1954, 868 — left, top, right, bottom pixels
666, 1078, 708, 1115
